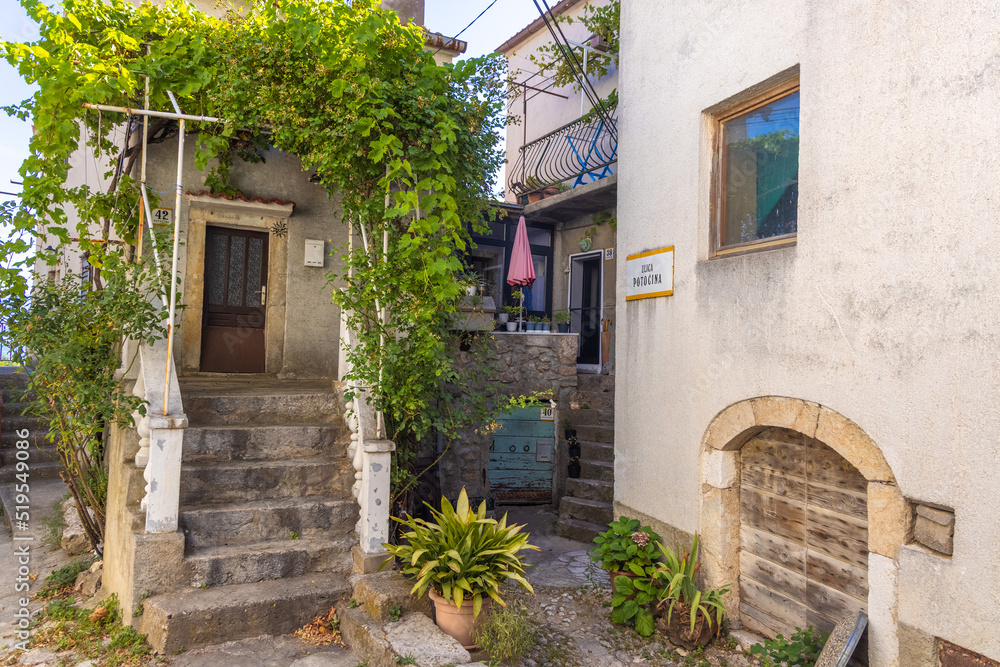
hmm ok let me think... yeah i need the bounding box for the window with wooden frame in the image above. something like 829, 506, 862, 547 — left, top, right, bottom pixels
713, 78, 800, 255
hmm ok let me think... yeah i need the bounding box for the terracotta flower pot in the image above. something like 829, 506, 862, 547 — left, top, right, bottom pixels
429, 588, 491, 649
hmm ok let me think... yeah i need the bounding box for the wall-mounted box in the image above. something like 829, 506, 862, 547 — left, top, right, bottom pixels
304, 239, 325, 267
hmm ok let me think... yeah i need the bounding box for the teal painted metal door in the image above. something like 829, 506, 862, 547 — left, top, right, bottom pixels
489, 407, 554, 503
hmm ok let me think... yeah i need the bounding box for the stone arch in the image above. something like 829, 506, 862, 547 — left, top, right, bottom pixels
698, 397, 910, 639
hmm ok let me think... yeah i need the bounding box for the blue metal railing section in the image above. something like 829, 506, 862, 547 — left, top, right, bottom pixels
508, 110, 617, 198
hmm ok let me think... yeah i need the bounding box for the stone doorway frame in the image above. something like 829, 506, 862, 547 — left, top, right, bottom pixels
180, 194, 294, 375
698, 396, 908, 665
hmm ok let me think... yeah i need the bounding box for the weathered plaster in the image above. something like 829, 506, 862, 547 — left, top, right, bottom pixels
616, 1, 1000, 659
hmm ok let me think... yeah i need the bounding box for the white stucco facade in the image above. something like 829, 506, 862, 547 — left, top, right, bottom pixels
615, 1, 1000, 663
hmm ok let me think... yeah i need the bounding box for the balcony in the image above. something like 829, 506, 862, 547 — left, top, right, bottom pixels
508, 110, 617, 201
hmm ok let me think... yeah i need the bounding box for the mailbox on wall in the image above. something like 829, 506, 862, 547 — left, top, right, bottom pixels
304, 239, 325, 267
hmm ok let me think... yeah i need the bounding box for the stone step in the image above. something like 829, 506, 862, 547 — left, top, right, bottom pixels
569, 391, 614, 411
564, 408, 603, 426
183, 390, 342, 427
577, 373, 614, 392
0, 415, 47, 432
182, 424, 346, 463
179, 459, 353, 507
580, 459, 614, 483
0, 402, 34, 417
574, 424, 614, 444
579, 441, 614, 463
339, 607, 471, 667
554, 516, 607, 544
565, 477, 614, 504
0, 430, 53, 450
0, 461, 62, 484
0, 444, 59, 466
180, 497, 357, 549
187, 536, 355, 588
139, 573, 351, 654
560, 496, 613, 527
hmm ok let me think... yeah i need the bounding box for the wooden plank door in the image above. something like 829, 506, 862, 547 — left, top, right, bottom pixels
740, 427, 869, 645
200, 226, 269, 373
489, 407, 554, 503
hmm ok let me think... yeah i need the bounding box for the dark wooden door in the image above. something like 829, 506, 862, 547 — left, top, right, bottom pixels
739, 428, 869, 645
200, 226, 268, 373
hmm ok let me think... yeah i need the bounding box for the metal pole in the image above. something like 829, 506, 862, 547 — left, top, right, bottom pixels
82, 102, 221, 124
162, 91, 186, 415
136, 58, 150, 261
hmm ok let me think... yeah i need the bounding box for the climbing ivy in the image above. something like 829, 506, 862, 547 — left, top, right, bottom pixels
1, 0, 507, 504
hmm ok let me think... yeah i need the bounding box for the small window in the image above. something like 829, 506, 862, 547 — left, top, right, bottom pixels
716, 82, 799, 253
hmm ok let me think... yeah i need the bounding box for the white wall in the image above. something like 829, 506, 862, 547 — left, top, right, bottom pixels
616, 0, 1000, 661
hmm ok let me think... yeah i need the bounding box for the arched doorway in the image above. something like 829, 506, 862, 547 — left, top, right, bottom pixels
699, 397, 906, 664
740, 427, 868, 637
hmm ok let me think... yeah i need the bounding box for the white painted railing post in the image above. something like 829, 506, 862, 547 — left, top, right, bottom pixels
132, 339, 187, 533
340, 311, 396, 572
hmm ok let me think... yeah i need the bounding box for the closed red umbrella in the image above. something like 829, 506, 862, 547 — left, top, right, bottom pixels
506, 215, 536, 330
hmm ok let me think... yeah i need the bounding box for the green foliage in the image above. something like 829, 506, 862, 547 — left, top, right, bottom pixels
382, 488, 538, 618
3, 269, 165, 551
33, 594, 152, 666
590, 516, 661, 575
522, 0, 619, 108
652, 534, 730, 637
290, 531, 300, 540
553, 308, 571, 324
749, 626, 830, 667
1, 0, 508, 503
42, 495, 71, 549
40, 555, 98, 595
472, 604, 536, 662
395, 655, 416, 665
389, 604, 402, 622
610, 574, 657, 637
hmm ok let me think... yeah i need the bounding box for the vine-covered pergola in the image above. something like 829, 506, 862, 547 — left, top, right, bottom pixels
0, 0, 507, 547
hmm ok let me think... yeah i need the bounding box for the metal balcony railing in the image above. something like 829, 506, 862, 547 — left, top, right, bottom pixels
508, 110, 617, 198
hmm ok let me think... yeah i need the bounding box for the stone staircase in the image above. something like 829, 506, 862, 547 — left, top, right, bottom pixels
556, 373, 615, 543
138, 379, 358, 653
0, 371, 62, 485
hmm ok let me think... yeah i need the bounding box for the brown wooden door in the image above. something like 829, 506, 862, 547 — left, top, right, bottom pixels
739, 428, 869, 643
200, 226, 268, 373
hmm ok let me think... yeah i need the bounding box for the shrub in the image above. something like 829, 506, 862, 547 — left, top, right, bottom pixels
472, 604, 536, 662
749, 626, 830, 666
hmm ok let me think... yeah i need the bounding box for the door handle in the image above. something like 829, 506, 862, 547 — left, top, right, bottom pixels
260, 285, 266, 306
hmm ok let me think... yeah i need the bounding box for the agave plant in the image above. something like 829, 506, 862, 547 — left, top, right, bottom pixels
382, 488, 538, 618
653, 533, 731, 637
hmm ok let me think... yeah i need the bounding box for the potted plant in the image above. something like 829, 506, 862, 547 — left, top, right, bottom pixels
568, 456, 581, 479
459, 270, 480, 297
382, 489, 538, 649
579, 228, 594, 252
652, 533, 730, 650
554, 308, 571, 333
590, 518, 663, 638
591, 517, 662, 590
503, 305, 521, 332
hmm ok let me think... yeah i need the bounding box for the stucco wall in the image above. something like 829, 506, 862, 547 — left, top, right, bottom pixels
617, 0, 1000, 662
144, 140, 347, 379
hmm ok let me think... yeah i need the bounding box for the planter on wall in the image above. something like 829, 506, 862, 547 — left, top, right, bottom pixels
557, 323, 570, 333
505, 321, 518, 332
579, 237, 592, 252
568, 463, 581, 478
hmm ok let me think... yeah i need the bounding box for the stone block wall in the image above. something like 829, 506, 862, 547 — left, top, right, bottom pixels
439, 332, 578, 503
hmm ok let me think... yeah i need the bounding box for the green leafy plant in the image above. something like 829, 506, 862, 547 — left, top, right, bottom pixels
652, 533, 730, 642
389, 604, 403, 622
472, 604, 537, 662
749, 626, 830, 666
553, 308, 571, 324
37, 555, 98, 599
382, 488, 538, 618
290, 532, 300, 540
590, 517, 662, 576
395, 655, 416, 665
609, 573, 657, 637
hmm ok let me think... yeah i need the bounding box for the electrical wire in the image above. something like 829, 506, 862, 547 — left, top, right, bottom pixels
432, 0, 501, 55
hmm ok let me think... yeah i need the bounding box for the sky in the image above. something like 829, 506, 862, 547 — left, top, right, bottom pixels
0, 0, 544, 205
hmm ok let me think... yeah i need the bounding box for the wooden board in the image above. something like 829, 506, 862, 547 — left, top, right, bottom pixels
740, 428, 869, 639
488, 408, 554, 503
